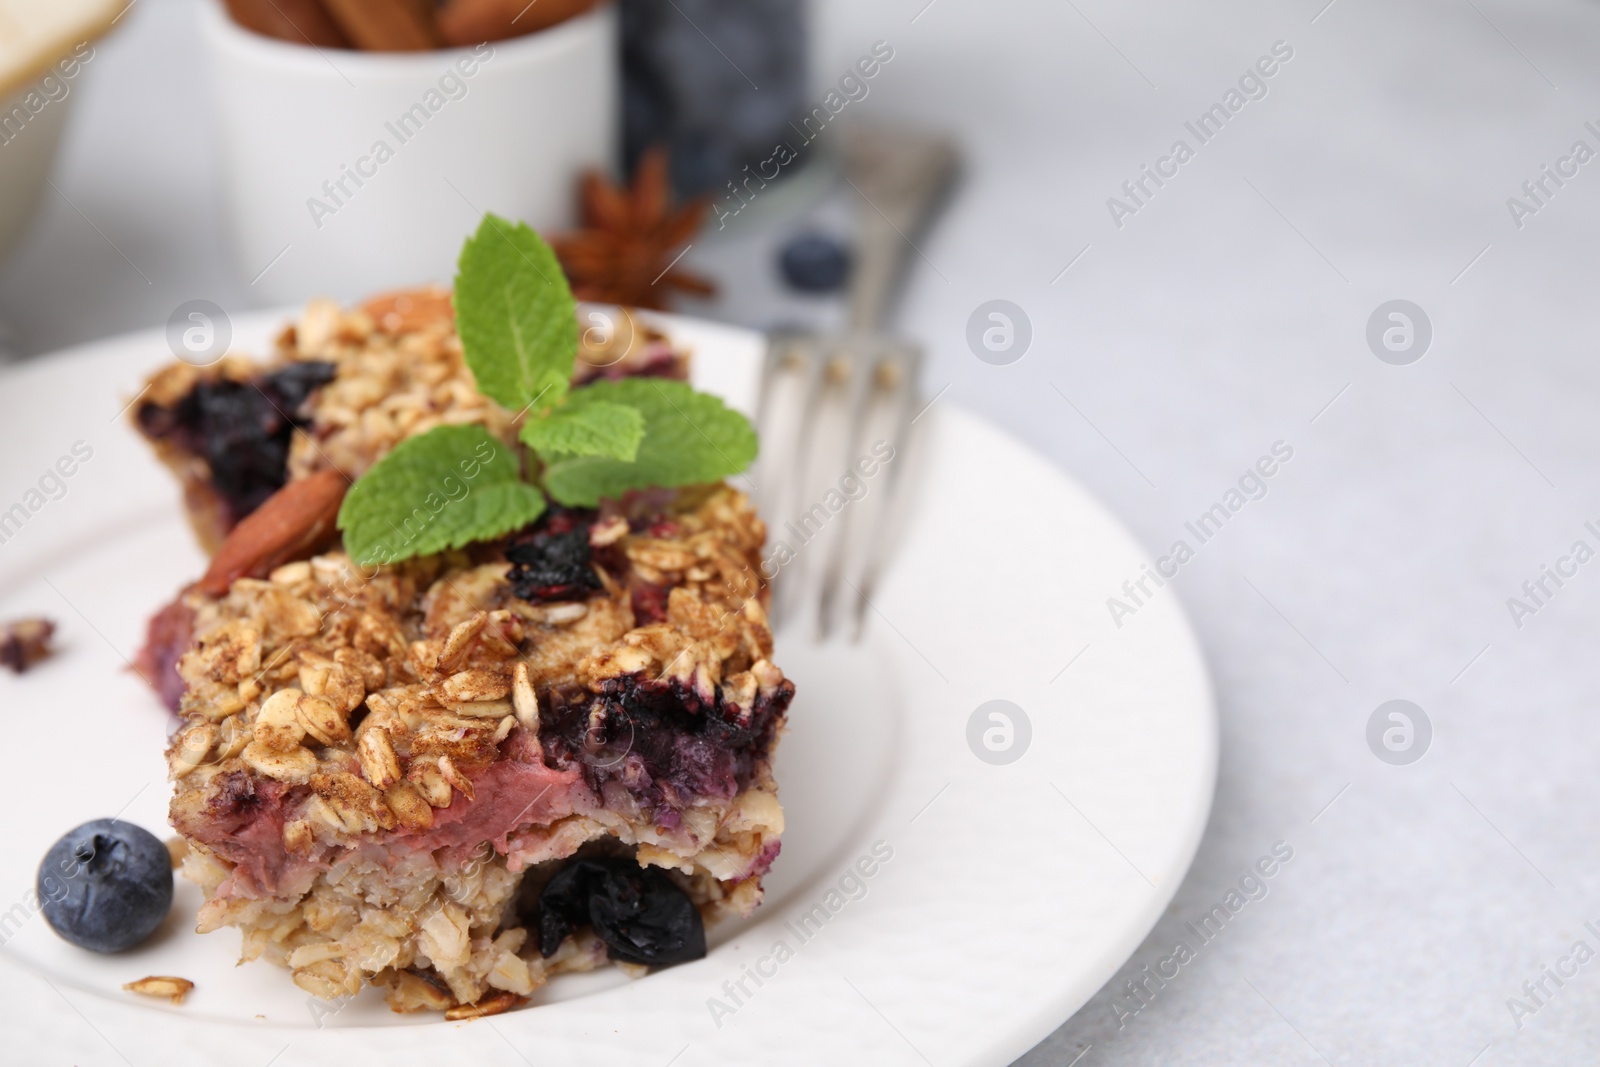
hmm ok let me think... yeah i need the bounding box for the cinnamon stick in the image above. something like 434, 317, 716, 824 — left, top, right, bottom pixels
320, 0, 442, 51
437, 0, 601, 46
221, 0, 351, 48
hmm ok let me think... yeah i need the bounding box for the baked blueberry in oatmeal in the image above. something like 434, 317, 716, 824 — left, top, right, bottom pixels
505, 508, 604, 603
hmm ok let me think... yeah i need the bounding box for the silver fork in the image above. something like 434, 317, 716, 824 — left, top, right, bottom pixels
753, 124, 960, 640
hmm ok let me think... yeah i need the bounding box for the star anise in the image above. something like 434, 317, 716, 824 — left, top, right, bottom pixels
551, 148, 716, 310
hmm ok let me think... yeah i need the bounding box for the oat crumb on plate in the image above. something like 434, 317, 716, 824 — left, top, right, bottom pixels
123, 976, 194, 1004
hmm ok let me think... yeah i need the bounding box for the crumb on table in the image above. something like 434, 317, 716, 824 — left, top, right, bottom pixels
0, 617, 54, 673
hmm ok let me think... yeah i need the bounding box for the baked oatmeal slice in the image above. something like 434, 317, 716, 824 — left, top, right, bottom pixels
135, 291, 688, 553
162, 484, 789, 1012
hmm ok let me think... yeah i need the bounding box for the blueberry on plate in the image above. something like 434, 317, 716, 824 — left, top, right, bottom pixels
38, 820, 173, 953
778, 233, 851, 294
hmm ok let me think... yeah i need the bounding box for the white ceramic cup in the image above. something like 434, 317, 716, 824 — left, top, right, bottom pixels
0, 86, 74, 263
199, 1, 616, 304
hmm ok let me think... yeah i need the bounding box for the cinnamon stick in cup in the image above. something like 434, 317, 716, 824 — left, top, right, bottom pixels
437, 0, 600, 46
221, 0, 351, 48
321, 0, 441, 51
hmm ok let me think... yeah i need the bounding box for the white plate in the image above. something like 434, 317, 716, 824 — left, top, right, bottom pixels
0, 313, 1215, 1066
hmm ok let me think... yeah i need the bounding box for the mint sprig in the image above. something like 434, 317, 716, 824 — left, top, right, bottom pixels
520, 393, 645, 463
538, 378, 757, 507
336, 217, 758, 567
453, 214, 576, 413
337, 424, 546, 566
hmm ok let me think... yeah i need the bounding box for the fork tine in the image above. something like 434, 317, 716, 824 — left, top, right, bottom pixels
755, 336, 821, 629
792, 350, 861, 639
829, 342, 921, 640
778, 344, 858, 634
754, 336, 811, 520
755, 334, 922, 640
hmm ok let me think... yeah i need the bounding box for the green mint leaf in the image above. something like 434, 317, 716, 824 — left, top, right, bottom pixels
521, 394, 646, 463
337, 424, 546, 566
453, 214, 576, 412
541, 378, 758, 506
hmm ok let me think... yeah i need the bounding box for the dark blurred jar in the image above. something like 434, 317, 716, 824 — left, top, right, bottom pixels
621, 0, 808, 197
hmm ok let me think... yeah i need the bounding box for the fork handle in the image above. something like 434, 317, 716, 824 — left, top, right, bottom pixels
849, 212, 909, 334
844, 127, 960, 333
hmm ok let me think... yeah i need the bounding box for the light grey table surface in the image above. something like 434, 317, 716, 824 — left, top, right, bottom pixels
5, 0, 1600, 1064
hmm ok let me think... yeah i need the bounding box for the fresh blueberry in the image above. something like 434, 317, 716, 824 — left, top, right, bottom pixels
38, 820, 173, 953
536, 856, 705, 966
779, 234, 851, 293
